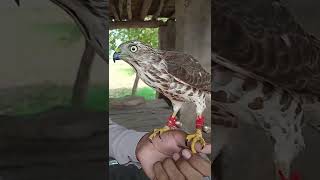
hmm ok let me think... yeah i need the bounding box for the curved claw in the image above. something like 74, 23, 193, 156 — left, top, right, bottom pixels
148, 126, 170, 140
186, 129, 206, 153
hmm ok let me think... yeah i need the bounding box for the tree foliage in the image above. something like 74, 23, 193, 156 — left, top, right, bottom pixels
109, 28, 159, 55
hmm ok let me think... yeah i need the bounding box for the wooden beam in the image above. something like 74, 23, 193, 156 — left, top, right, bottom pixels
140, 0, 153, 20
127, 0, 132, 20
110, 1, 120, 21
118, 0, 124, 19
153, 0, 165, 20
71, 40, 95, 108
109, 20, 165, 29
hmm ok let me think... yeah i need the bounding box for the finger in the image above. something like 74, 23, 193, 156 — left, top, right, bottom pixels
173, 153, 180, 161
187, 154, 211, 177
153, 161, 169, 180
200, 144, 211, 154
138, 147, 167, 179
181, 149, 192, 160
176, 159, 202, 180
162, 158, 185, 180
152, 130, 187, 155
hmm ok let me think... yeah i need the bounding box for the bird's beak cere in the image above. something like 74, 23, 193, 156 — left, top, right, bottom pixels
113, 48, 121, 63
14, 0, 20, 6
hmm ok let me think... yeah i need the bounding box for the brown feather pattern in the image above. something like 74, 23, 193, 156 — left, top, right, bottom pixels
160, 51, 211, 93
213, 0, 320, 96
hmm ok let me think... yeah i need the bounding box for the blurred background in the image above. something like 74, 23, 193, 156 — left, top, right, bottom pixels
0, 1, 107, 180
0, 0, 107, 115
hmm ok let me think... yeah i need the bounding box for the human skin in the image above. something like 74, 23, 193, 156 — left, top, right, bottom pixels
136, 130, 211, 179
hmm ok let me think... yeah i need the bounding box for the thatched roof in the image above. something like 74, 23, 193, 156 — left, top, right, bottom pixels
109, 0, 175, 29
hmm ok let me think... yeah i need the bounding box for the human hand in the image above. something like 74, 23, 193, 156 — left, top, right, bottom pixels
135, 130, 211, 179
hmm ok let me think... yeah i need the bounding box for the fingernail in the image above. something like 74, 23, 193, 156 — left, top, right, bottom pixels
182, 149, 191, 159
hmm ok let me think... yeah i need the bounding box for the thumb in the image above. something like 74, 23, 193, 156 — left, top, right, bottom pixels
181, 144, 211, 160
192, 143, 211, 154
200, 144, 211, 154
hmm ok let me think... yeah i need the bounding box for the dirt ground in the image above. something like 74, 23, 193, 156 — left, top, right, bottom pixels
0, 107, 107, 180
215, 124, 320, 180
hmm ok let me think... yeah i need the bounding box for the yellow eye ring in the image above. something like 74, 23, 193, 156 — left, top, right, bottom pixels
130, 45, 138, 52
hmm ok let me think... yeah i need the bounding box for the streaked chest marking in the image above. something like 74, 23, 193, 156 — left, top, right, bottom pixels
136, 63, 206, 103
212, 64, 303, 130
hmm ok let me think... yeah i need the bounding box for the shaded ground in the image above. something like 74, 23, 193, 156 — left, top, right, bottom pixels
216, 124, 320, 180
0, 83, 107, 115
0, 107, 107, 180
110, 99, 211, 141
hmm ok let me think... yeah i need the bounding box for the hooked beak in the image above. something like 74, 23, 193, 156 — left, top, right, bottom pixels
113, 48, 121, 63
14, 0, 20, 6
113, 52, 121, 63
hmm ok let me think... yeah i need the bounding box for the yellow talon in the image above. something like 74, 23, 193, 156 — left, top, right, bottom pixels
186, 129, 206, 153
148, 126, 170, 140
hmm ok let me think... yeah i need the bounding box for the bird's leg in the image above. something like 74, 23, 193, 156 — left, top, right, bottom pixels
271, 124, 303, 180
276, 161, 290, 180
148, 112, 179, 140
186, 115, 206, 153
276, 162, 301, 180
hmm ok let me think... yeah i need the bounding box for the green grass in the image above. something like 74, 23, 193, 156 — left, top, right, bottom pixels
0, 84, 154, 116
136, 87, 156, 100
84, 86, 108, 111
32, 22, 82, 45
109, 87, 156, 100
118, 68, 135, 77
0, 84, 107, 116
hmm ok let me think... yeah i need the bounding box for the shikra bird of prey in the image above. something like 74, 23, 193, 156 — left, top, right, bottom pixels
113, 41, 211, 153
213, 0, 320, 180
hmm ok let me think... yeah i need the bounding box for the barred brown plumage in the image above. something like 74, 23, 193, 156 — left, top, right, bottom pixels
113, 40, 211, 153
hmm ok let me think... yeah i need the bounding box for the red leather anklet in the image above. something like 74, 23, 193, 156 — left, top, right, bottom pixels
167, 116, 177, 128
196, 116, 205, 129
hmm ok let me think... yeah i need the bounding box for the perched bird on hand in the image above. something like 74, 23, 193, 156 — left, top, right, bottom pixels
113, 41, 211, 153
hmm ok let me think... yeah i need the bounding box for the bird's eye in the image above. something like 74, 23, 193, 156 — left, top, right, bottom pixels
130, 45, 138, 52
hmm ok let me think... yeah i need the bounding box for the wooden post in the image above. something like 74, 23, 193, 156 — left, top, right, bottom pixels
127, 0, 132, 20
131, 73, 139, 95
140, 0, 153, 20
71, 40, 96, 108
153, 0, 165, 20
159, 19, 176, 51
110, 1, 120, 21
118, 0, 124, 19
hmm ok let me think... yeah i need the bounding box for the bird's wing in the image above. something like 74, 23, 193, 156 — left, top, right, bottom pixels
161, 51, 211, 92
213, 0, 320, 95
212, 103, 238, 128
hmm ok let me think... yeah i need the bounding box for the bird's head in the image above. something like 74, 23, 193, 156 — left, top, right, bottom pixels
113, 40, 159, 65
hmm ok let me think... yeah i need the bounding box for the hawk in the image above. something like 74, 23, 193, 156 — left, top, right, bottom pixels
213, 0, 320, 180
113, 41, 211, 153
